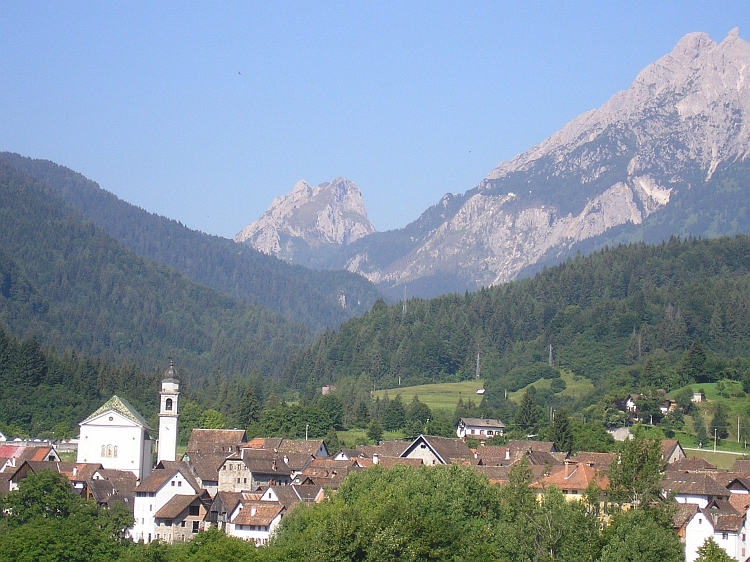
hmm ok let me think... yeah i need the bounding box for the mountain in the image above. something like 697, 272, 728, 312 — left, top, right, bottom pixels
257, 30, 750, 298
284, 235, 750, 409
234, 177, 376, 263
0, 154, 382, 331
0, 159, 311, 383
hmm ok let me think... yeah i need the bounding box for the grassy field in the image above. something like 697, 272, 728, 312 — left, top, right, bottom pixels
509, 370, 595, 402
373, 380, 486, 414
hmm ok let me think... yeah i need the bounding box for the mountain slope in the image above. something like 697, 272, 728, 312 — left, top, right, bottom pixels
0, 160, 310, 383
269, 30, 750, 298
0, 153, 382, 332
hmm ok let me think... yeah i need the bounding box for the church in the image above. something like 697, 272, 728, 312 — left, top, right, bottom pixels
77, 361, 180, 480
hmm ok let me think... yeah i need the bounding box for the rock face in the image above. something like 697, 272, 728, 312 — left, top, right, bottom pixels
234, 178, 376, 261
239, 30, 750, 297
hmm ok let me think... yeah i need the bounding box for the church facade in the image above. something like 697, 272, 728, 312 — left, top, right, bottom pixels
77, 395, 154, 480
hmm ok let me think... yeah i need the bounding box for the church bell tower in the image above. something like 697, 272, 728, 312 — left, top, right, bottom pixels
157, 359, 180, 463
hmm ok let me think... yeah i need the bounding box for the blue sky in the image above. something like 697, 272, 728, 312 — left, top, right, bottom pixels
1, 2, 749, 238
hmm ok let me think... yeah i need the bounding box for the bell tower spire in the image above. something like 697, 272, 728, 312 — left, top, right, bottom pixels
157, 358, 180, 463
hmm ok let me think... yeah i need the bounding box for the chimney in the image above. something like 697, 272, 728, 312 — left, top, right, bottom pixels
505, 449, 510, 461
272, 459, 277, 471
373, 453, 379, 465
73, 467, 78, 477
283, 455, 289, 464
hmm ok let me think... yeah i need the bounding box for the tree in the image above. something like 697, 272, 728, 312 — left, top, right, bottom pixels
366, 420, 383, 444
318, 394, 344, 430
324, 426, 340, 454
694, 413, 709, 448
515, 389, 541, 435
695, 537, 735, 562
382, 395, 407, 431
406, 396, 432, 425
608, 427, 664, 507
598, 509, 684, 562
547, 409, 574, 454
710, 402, 730, 441
237, 387, 260, 427
199, 409, 226, 429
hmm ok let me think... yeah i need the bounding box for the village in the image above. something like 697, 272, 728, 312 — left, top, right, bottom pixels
0, 364, 748, 562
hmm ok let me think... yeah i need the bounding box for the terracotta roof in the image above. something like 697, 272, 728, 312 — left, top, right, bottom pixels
660, 439, 684, 461
232, 501, 284, 526
508, 440, 556, 456
240, 450, 292, 477
475, 446, 509, 459
663, 473, 730, 498
540, 463, 609, 491
666, 457, 717, 473
472, 465, 512, 484
357, 441, 410, 458
375, 457, 423, 469
527, 451, 563, 466
728, 493, 750, 515
80, 396, 150, 429
185, 453, 227, 483
569, 452, 617, 472
672, 502, 699, 530
280, 452, 314, 472
299, 459, 361, 489
732, 459, 750, 474
704, 510, 745, 533
154, 493, 202, 519
260, 485, 307, 509
292, 485, 325, 503
94, 469, 138, 492
186, 429, 246, 455
0, 446, 58, 463
210, 491, 244, 516
277, 439, 327, 457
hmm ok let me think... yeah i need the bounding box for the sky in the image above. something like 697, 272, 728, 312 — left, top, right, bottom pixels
1, 2, 749, 239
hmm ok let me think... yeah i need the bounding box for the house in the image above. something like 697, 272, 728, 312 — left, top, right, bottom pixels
181, 452, 228, 496
259, 484, 325, 508
663, 473, 731, 508
76, 395, 153, 480
400, 435, 476, 466
207, 490, 244, 530
218, 449, 292, 493
692, 391, 707, 403
88, 468, 138, 509
227, 500, 285, 545
684, 500, 747, 562
153, 491, 212, 543
131, 461, 202, 543
456, 418, 506, 440
295, 458, 363, 489
569, 452, 617, 473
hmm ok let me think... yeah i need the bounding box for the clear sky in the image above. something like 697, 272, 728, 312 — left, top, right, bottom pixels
1, 2, 749, 238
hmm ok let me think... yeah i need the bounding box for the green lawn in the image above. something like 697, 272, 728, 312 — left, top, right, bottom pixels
509, 370, 595, 402
373, 380, 487, 414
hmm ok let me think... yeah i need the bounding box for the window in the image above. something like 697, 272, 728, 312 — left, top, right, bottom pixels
177, 481, 182, 487
113, 446, 117, 458
165, 398, 173, 411
189, 505, 200, 516
192, 521, 199, 533
722, 533, 729, 540
107, 445, 113, 457
181, 521, 186, 528
171, 481, 175, 487
101, 445, 106, 457
166, 520, 172, 526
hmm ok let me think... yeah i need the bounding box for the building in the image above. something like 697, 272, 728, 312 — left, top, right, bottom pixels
456, 418, 506, 440
76, 395, 153, 480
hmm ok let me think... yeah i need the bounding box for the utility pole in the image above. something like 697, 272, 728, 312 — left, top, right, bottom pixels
548, 344, 553, 366
476, 353, 480, 380
305, 424, 309, 441
714, 428, 718, 452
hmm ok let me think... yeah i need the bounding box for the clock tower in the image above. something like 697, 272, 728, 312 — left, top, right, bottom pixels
157, 359, 180, 463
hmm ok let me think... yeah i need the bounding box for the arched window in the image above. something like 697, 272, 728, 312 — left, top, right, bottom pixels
101, 445, 106, 457
165, 398, 173, 411
107, 445, 113, 458
113, 445, 118, 458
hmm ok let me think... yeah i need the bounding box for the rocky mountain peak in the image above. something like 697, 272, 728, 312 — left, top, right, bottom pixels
234, 177, 376, 259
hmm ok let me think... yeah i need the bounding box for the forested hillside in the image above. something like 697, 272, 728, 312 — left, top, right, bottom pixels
0, 160, 310, 382
0, 153, 382, 332
285, 236, 750, 410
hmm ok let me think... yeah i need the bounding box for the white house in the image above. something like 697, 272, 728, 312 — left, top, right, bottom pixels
684, 501, 747, 562
76, 395, 153, 480
663, 473, 731, 508
131, 462, 202, 544
227, 499, 285, 545
456, 418, 505, 440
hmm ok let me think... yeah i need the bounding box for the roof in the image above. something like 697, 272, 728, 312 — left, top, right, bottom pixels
210, 491, 244, 515
186, 429, 246, 455
0, 473, 11, 495
240, 450, 292, 477
541, 463, 609, 491
232, 501, 284, 526
472, 465, 512, 484
728, 493, 750, 515
276, 439, 327, 457
508, 440, 556, 456
569, 452, 617, 472
154, 493, 203, 519
357, 441, 410, 458
672, 502, 699, 530
663, 473, 730, 498
0, 445, 58, 463
660, 440, 685, 462
280, 452, 314, 472
459, 418, 506, 429
666, 457, 717, 473
401, 435, 475, 465
81, 396, 150, 429
184, 453, 227, 483
376, 457, 423, 469
136, 462, 200, 493
732, 459, 750, 474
